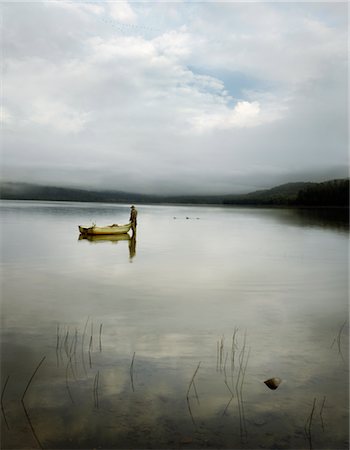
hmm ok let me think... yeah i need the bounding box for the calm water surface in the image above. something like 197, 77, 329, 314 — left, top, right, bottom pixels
0, 201, 349, 449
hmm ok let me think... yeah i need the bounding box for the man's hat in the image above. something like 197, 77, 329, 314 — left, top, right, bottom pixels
131, 205, 135, 208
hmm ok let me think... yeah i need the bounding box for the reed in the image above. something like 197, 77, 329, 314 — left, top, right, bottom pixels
337, 320, 347, 361
65, 356, 75, 404
99, 323, 103, 352
56, 324, 60, 351
186, 361, 201, 427
216, 340, 219, 371
64, 328, 70, 357
231, 328, 238, 374
186, 361, 201, 400
319, 396, 326, 431
130, 352, 136, 392
219, 337, 224, 372
1, 375, 10, 430
240, 346, 250, 394
233, 330, 248, 443
89, 335, 93, 369
22, 402, 43, 449
223, 353, 234, 397
81, 317, 89, 352
81, 317, 90, 375
90, 321, 94, 351
192, 380, 200, 405
73, 328, 78, 356
93, 371, 100, 408
21, 357, 46, 403
331, 320, 348, 365
304, 397, 317, 449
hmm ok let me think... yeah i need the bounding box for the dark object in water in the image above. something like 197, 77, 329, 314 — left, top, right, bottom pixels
264, 377, 281, 390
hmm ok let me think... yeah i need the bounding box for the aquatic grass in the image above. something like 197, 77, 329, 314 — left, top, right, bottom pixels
22, 402, 43, 449
186, 361, 201, 427
320, 396, 326, 431
65, 356, 75, 404
219, 337, 224, 372
231, 328, 239, 385
21, 357, 46, 449
56, 324, 60, 351
304, 397, 317, 449
81, 316, 90, 375
216, 340, 219, 371
21, 357, 46, 403
1, 375, 10, 430
331, 319, 347, 364
231, 329, 248, 443
93, 371, 100, 408
55, 324, 60, 367
69, 328, 77, 357
130, 352, 136, 392
186, 361, 201, 400
64, 328, 70, 357
99, 323, 103, 352
89, 335, 93, 369
90, 321, 94, 351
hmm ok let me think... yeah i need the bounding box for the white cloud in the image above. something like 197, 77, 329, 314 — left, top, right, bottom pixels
109, 1, 137, 24
30, 100, 91, 134
1, 2, 347, 194
1, 106, 13, 127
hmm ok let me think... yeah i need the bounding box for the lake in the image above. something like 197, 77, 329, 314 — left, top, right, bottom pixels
0, 200, 348, 449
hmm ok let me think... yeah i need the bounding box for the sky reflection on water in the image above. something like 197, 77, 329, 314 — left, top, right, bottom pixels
1, 201, 348, 449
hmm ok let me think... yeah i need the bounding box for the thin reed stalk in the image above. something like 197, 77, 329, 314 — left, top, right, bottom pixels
90, 322, 94, 351
319, 396, 326, 431
56, 324, 60, 351
93, 371, 100, 408
21, 357, 46, 403
219, 337, 224, 372
231, 328, 238, 374
22, 402, 43, 449
81, 317, 90, 375
65, 356, 75, 404
64, 328, 70, 357
130, 352, 136, 392
216, 340, 219, 371
99, 323, 103, 352
1, 375, 10, 430
186, 361, 201, 399
304, 397, 317, 449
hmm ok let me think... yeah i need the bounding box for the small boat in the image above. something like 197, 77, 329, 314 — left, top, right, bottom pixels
78, 223, 132, 236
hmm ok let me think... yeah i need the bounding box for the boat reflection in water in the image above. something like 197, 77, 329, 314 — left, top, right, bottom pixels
79, 233, 136, 261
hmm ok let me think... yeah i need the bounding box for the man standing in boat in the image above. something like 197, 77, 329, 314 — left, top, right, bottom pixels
129, 205, 138, 236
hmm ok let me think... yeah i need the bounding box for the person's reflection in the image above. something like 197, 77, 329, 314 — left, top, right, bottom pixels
129, 234, 136, 261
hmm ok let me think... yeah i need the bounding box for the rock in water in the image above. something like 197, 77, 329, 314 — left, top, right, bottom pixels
264, 377, 282, 390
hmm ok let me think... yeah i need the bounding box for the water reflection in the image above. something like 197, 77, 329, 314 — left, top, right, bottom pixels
78, 233, 137, 261
1, 321, 348, 449
1, 201, 348, 449
275, 207, 349, 232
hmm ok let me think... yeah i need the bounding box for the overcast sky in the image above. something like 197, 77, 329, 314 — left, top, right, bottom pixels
1, 1, 348, 194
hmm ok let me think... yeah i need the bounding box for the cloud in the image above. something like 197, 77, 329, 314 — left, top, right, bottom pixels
108, 1, 137, 24
30, 100, 92, 134
1, 2, 348, 194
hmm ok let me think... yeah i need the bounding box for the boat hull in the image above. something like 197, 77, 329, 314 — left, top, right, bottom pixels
79, 223, 132, 235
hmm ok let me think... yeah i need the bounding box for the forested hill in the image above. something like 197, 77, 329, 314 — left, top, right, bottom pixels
222, 179, 349, 206
0, 179, 349, 207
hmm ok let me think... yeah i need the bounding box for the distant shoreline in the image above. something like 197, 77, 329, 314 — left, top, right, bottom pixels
1, 179, 349, 208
